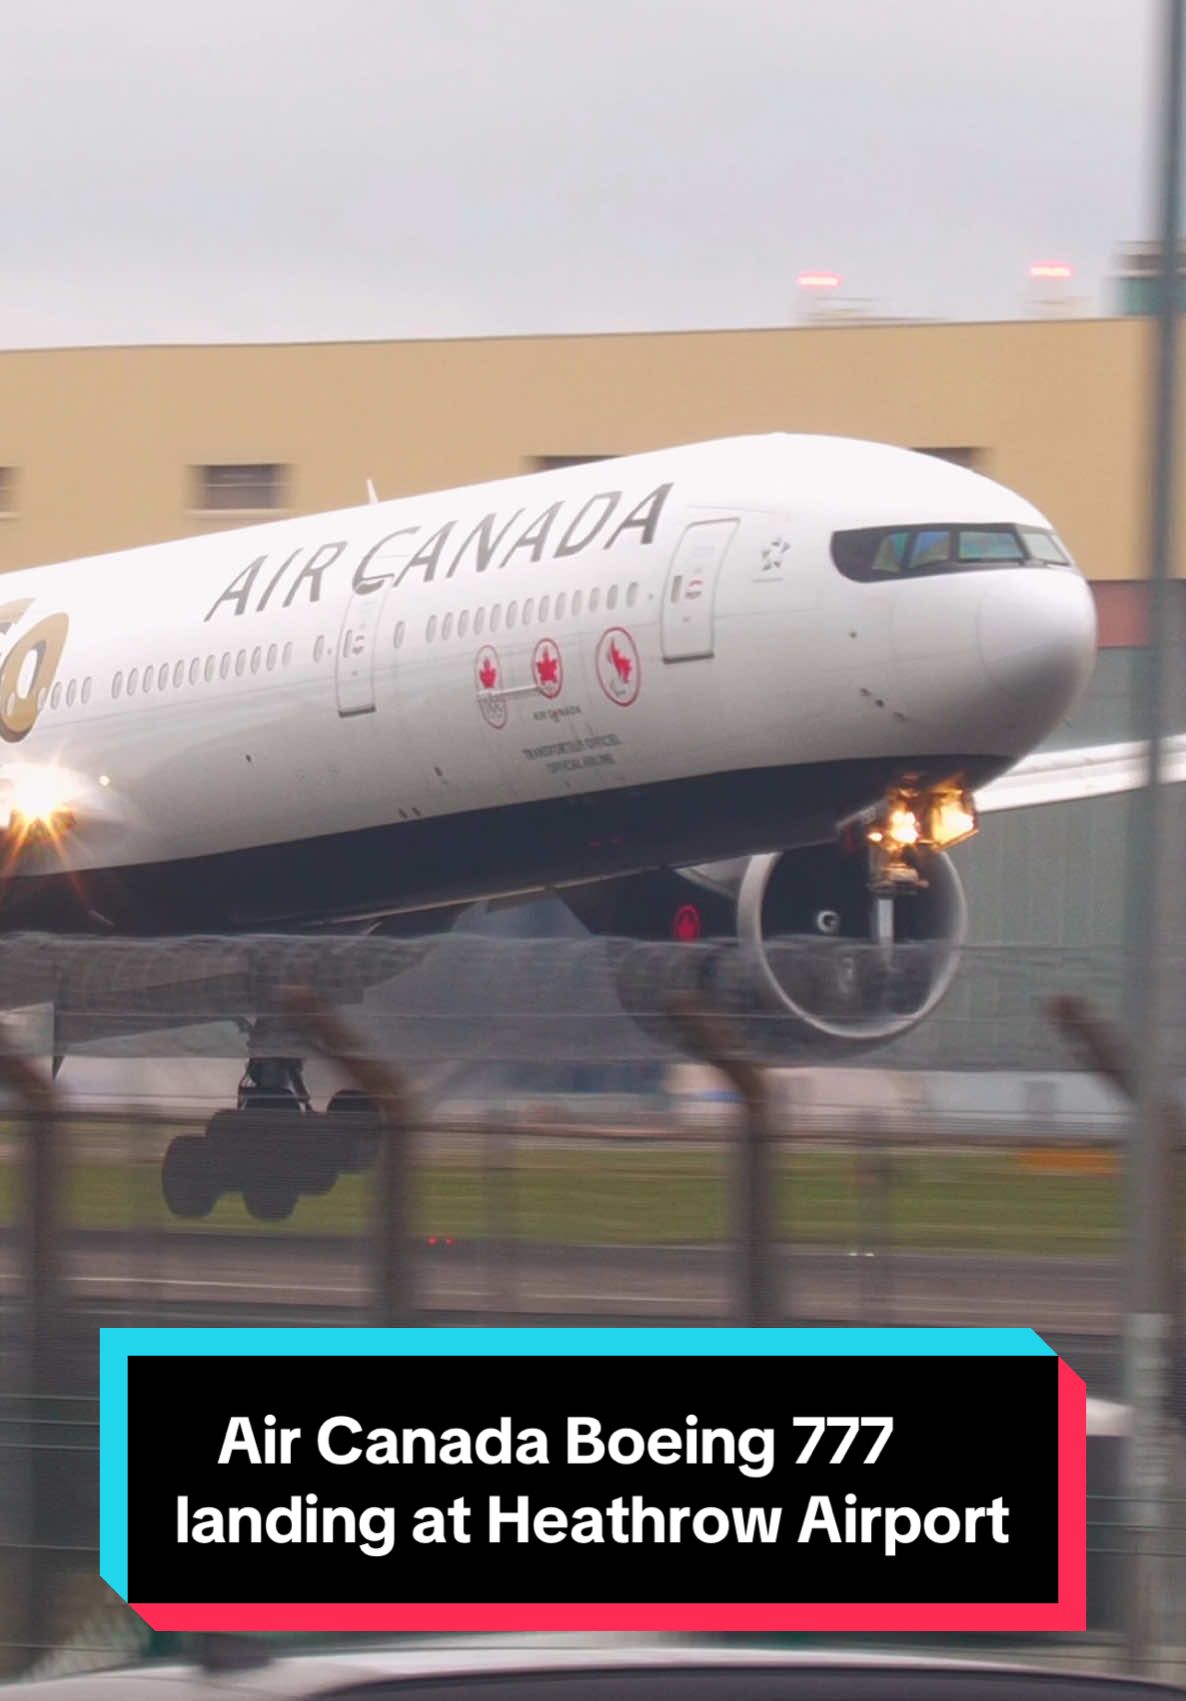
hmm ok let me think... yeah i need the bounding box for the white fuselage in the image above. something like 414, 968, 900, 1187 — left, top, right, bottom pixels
0, 433, 1096, 932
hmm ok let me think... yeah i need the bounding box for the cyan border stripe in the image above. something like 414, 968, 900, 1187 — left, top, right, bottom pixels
98, 1326, 1052, 1604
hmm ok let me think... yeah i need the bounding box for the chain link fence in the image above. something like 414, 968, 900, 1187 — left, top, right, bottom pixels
0, 935, 1178, 1679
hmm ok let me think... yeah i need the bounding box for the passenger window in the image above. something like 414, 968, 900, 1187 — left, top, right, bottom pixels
474, 608, 486, 635
589, 587, 600, 613
523, 598, 534, 625
81, 678, 92, 705
458, 610, 469, 639
555, 593, 567, 619
607, 584, 618, 610
188, 658, 199, 685
220, 653, 231, 679
50, 682, 61, 710
66, 680, 76, 708
204, 656, 216, 682
235, 650, 246, 677
127, 669, 139, 696
313, 637, 325, 664
572, 591, 582, 616
143, 668, 153, 694
507, 601, 518, 629
427, 616, 437, 642
157, 663, 169, 692
393, 622, 405, 650
490, 605, 502, 633
36, 687, 47, 712
626, 582, 639, 607
539, 595, 550, 621
173, 661, 185, 689
112, 672, 123, 700
442, 613, 453, 641
251, 647, 262, 673
670, 575, 683, 602
266, 644, 277, 670
282, 641, 293, 666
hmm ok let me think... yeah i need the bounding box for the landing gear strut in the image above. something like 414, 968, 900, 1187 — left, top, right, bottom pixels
161, 1051, 382, 1222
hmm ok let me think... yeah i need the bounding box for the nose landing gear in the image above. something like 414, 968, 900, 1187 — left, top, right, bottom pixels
161, 1055, 383, 1221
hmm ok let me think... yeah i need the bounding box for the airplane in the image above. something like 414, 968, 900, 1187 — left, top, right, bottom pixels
0, 429, 1131, 1218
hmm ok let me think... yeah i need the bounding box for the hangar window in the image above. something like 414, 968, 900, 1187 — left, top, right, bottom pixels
112, 672, 123, 700
192, 463, 288, 513
832, 523, 1074, 581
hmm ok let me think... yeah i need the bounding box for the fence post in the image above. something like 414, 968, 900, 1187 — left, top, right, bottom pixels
0, 1032, 63, 1669
665, 993, 778, 1326
1049, 993, 1182, 1667
280, 988, 416, 1327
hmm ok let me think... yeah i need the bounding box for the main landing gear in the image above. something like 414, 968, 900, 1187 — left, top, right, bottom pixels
161, 1054, 382, 1222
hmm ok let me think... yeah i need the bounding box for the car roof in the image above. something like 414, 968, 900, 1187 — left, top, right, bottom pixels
5, 1639, 1186, 1698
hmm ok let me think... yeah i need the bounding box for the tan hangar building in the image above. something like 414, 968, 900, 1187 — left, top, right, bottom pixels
0, 316, 1166, 643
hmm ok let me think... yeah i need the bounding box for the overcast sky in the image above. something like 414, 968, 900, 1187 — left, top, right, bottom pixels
0, 1, 1160, 346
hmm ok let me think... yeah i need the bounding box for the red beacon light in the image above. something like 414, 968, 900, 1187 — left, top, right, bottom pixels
796, 269, 842, 291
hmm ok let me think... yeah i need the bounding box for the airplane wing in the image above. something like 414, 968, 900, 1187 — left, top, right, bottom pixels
976, 733, 1186, 814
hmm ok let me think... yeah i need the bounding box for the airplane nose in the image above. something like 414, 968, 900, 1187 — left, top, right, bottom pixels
977, 569, 1097, 748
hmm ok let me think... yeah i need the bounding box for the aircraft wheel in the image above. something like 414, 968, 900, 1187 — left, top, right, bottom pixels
242, 1180, 300, 1221
326, 1090, 382, 1174
162, 1134, 220, 1219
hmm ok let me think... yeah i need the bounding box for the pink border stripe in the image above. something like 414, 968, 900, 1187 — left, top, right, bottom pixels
133, 1359, 1088, 1637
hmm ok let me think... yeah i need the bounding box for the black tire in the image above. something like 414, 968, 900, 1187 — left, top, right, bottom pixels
325, 1089, 382, 1174
242, 1180, 299, 1221
161, 1134, 220, 1219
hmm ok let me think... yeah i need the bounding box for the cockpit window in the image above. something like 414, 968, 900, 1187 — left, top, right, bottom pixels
911, 528, 952, 567
832, 522, 1075, 581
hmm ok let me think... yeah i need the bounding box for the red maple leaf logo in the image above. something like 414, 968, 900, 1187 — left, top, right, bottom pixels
536, 647, 559, 686
479, 656, 498, 690
609, 639, 632, 684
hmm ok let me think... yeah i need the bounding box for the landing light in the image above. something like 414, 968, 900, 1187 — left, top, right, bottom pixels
0, 769, 78, 846
862, 783, 979, 894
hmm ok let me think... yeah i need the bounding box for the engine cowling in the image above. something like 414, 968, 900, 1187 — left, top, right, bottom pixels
566, 840, 967, 1059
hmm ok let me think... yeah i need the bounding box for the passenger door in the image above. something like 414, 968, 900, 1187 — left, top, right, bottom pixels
660, 518, 739, 661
